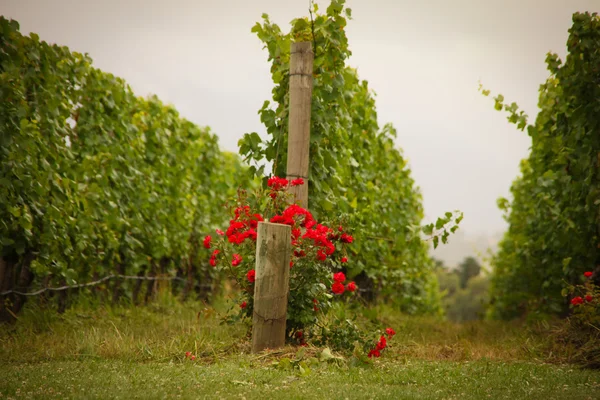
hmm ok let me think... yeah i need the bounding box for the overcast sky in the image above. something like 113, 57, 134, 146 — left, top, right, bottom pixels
4, 0, 599, 238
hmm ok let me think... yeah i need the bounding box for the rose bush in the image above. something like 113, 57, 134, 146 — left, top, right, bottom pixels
559, 271, 600, 369
565, 271, 599, 328
205, 177, 393, 357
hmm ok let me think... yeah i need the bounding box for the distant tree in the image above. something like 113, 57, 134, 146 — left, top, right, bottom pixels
458, 257, 481, 289
433, 258, 447, 271
437, 269, 459, 298
445, 276, 490, 322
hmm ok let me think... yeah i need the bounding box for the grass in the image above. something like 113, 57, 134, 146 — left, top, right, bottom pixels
1, 295, 600, 399
3, 359, 600, 399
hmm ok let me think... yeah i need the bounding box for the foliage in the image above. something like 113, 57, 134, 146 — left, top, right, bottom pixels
0, 17, 248, 317
239, 0, 461, 314
482, 12, 600, 319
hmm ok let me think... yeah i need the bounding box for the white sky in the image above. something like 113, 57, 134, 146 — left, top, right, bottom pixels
4, 0, 599, 238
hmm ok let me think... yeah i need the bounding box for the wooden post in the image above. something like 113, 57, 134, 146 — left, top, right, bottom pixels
252, 222, 291, 353
286, 41, 314, 209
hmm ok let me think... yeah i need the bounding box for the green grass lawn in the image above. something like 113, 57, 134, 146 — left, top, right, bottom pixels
1, 296, 599, 399
3, 359, 600, 399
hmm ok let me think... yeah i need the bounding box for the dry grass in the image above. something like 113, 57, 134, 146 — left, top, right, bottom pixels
0, 294, 580, 366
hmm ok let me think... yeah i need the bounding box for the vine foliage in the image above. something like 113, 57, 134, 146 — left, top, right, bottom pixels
483, 12, 600, 319
239, 0, 461, 313
0, 17, 248, 320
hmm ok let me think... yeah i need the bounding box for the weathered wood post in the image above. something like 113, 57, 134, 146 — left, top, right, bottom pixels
251, 222, 292, 353
286, 41, 314, 209
251, 41, 313, 353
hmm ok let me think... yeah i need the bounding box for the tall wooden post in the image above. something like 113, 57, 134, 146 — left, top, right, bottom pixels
286, 42, 314, 209
251, 222, 292, 353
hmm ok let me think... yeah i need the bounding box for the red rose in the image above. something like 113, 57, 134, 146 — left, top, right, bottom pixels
185, 351, 191, 358
240, 301, 247, 309
216, 229, 224, 236
385, 327, 396, 337
232, 253, 242, 266
585, 295, 593, 302
340, 233, 353, 243
333, 272, 346, 283
341, 257, 348, 263
368, 349, 380, 358
247, 228, 258, 242
267, 176, 289, 190
571, 296, 584, 306
332, 281, 345, 294
203, 235, 211, 249
247, 269, 256, 283
209, 249, 220, 267
346, 281, 357, 292
584, 271, 593, 278
376, 335, 387, 351
289, 261, 294, 268
291, 178, 304, 186
317, 249, 327, 261
190, 355, 196, 361
295, 331, 303, 338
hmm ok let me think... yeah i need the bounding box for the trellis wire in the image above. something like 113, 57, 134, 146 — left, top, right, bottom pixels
1, 274, 211, 297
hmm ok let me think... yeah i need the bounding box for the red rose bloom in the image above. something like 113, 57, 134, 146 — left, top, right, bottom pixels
571, 296, 584, 306
190, 355, 196, 361
247, 269, 256, 283
185, 351, 191, 358
209, 249, 220, 267
385, 327, 396, 337
376, 335, 387, 351
368, 349, 381, 358
267, 176, 289, 190
203, 235, 211, 249
291, 178, 304, 186
332, 281, 345, 294
333, 272, 346, 283
317, 249, 327, 261
240, 301, 247, 309
585, 295, 593, 302
346, 281, 357, 292
341, 257, 348, 263
340, 233, 354, 243
232, 253, 242, 266
216, 229, 224, 236
584, 271, 593, 278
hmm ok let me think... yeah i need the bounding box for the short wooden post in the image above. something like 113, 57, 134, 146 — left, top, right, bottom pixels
252, 222, 291, 353
286, 41, 314, 209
